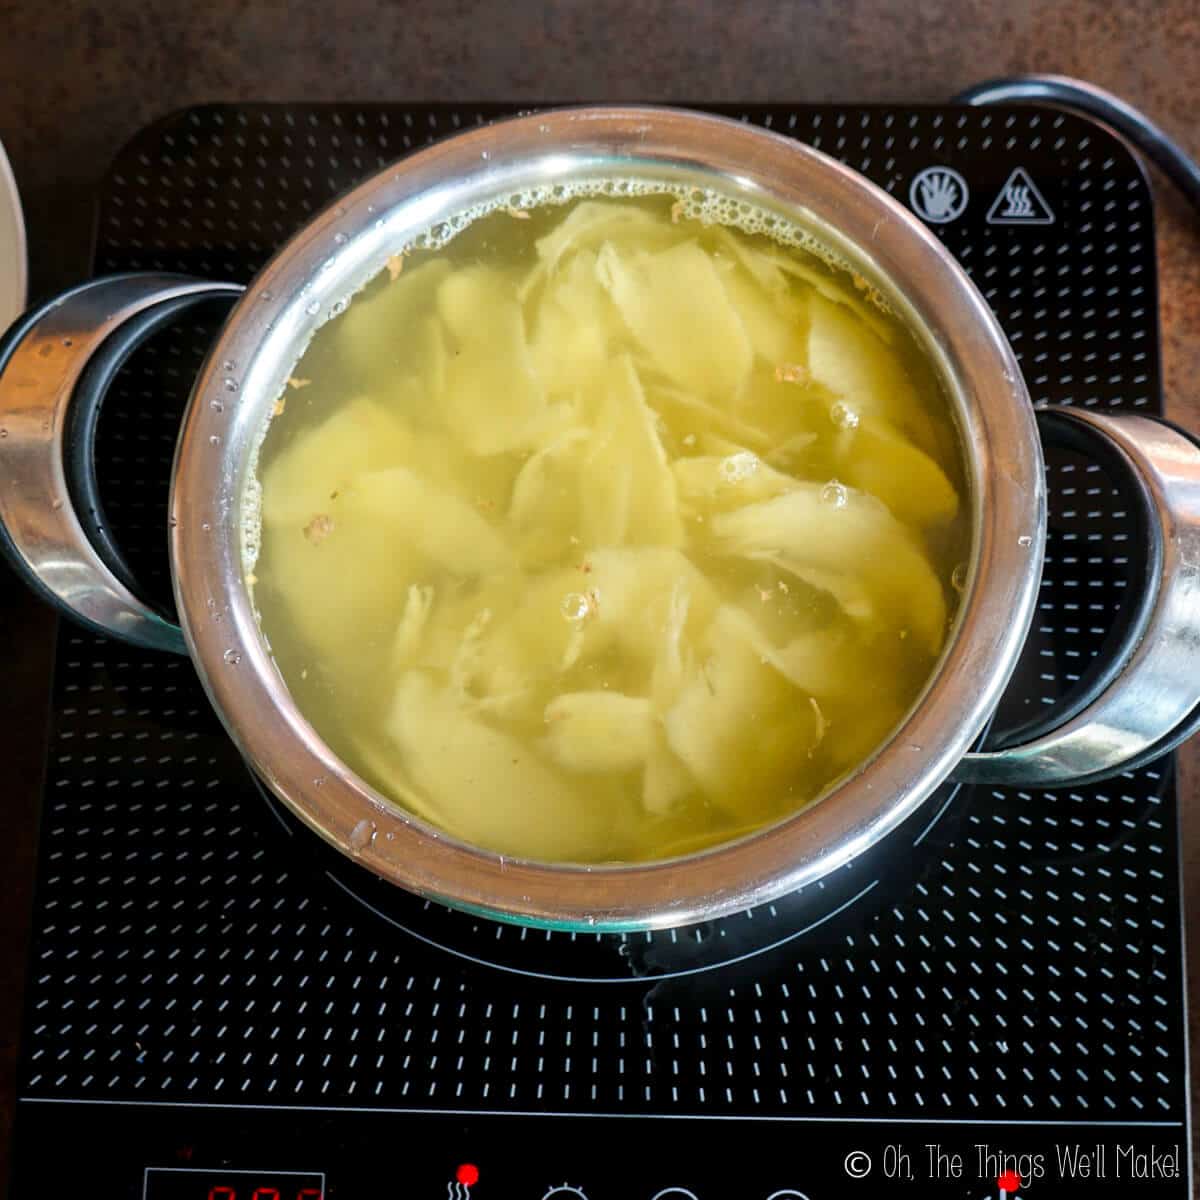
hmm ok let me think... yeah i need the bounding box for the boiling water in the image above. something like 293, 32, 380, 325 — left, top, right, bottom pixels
248, 187, 969, 863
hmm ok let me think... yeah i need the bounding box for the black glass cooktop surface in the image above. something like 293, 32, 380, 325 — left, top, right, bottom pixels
8, 103, 1189, 1199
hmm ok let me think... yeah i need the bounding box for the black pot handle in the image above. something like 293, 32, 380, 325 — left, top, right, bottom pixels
0, 274, 243, 654
956, 406, 1200, 787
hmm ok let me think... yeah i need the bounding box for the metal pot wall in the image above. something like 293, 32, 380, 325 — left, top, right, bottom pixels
2, 106, 1199, 930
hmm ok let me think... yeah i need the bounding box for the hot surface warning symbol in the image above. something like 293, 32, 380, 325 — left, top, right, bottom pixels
987, 167, 1055, 225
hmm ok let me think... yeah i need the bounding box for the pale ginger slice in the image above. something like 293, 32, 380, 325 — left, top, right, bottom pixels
746, 553, 877, 625
436, 265, 547, 455
257, 404, 426, 675
577, 355, 684, 548
662, 606, 816, 808
529, 199, 679, 282
642, 729, 696, 816
385, 672, 611, 860
835, 414, 960, 527
649, 577, 693, 709
259, 397, 411, 528
710, 226, 791, 294
642, 580, 700, 815
726, 363, 830, 451
774, 258, 895, 345
260, 458, 512, 681
807, 293, 939, 452
596, 239, 753, 400
338, 259, 454, 379
763, 431, 819, 467
473, 547, 718, 698
346, 466, 514, 577
717, 260, 808, 365
646, 383, 772, 453
528, 249, 627, 394
509, 427, 591, 527
671, 451, 800, 514
259, 514, 422, 684
710, 484, 948, 654
449, 607, 495, 697
711, 227, 894, 344
392, 583, 436, 669
583, 546, 719, 666
711, 604, 867, 701
543, 691, 655, 773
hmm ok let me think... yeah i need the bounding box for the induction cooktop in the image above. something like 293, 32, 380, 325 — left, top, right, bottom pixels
6, 102, 1190, 1199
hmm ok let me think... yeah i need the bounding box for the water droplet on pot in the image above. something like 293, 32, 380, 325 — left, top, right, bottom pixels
209, 435, 221, 446
223, 360, 236, 372
951, 562, 968, 593
0, 428, 7, 438
51, 498, 63, 510
329, 299, 346, 317
334, 232, 348, 245
222, 648, 241, 665
1018, 534, 1033, 547
210, 399, 224, 413
201, 522, 211, 531
306, 300, 320, 315
259, 289, 273, 301
349, 819, 376, 851
223, 377, 239, 392
819, 480, 848, 508
168, 516, 178, 528
62, 337, 73, 348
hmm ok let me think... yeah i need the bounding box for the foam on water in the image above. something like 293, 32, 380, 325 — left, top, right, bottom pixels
400, 175, 870, 274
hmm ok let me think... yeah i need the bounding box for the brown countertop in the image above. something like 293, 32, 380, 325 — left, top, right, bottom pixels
2, 1, 1200, 1192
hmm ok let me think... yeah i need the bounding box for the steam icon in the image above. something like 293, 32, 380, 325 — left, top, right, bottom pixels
448, 1163, 480, 1199
998, 1170, 1021, 1198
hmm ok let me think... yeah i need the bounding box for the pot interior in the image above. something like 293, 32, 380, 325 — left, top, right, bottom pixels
170, 107, 1043, 929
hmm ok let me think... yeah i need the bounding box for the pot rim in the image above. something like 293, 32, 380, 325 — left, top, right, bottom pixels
170, 104, 1045, 930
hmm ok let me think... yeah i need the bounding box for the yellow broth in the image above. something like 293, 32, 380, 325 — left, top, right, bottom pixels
249, 190, 969, 863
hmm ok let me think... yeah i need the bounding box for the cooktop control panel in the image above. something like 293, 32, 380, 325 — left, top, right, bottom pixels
14, 1104, 1190, 1196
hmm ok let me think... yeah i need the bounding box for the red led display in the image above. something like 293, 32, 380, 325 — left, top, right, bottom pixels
144, 1170, 323, 1200
205, 1188, 321, 1200
205, 1190, 321, 1200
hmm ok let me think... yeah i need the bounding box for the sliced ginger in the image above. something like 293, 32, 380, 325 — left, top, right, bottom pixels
253, 191, 968, 863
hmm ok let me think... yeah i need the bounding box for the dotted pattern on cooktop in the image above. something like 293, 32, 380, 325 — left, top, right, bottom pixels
18, 104, 1186, 1123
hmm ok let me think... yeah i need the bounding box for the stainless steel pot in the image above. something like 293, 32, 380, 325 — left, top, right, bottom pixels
3, 106, 1199, 931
